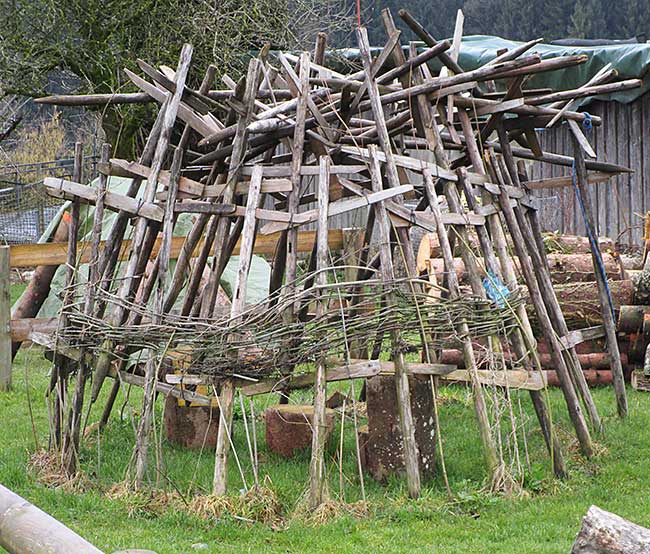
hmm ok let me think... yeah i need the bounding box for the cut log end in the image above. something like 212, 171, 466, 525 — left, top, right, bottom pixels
572, 505, 650, 554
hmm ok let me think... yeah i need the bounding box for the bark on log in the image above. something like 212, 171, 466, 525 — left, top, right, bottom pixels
526, 280, 634, 329
571, 505, 650, 553
545, 369, 621, 387
0, 484, 103, 554
416, 233, 615, 272
424, 253, 622, 284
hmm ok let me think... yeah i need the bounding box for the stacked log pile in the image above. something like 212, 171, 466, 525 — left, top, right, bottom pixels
23, 7, 638, 506
418, 231, 637, 385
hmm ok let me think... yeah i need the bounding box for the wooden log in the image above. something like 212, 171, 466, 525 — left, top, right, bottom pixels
35, 89, 294, 106
0, 484, 103, 554
571, 505, 650, 553
10, 317, 57, 342
424, 252, 621, 284
545, 369, 616, 388
164, 394, 219, 449
526, 280, 634, 328
8, 230, 347, 268
439, 349, 628, 371
0, 247, 10, 391
364, 375, 437, 482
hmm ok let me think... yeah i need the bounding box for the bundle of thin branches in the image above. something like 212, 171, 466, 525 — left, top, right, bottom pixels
57, 273, 523, 380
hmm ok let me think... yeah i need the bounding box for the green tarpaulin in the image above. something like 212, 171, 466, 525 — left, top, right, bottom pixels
336, 35, 650, 105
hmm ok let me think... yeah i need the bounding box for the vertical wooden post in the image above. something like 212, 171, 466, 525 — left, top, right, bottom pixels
368, 145, 421, 499
341, 227, 366, 359
308, 156, 330, 509
212, 165, 264, 496
572, 137, 628, 418
213, 379, 235, 496
0, 246, 10, 392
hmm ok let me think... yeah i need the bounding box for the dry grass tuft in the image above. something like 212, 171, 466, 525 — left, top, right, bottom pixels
292, 499, 369, 526
106, 481, 184, 519
189, 484, 283, 526
27, 449, 91, 492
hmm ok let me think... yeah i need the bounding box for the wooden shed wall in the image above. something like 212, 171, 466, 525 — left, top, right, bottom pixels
528, 95, 650, 248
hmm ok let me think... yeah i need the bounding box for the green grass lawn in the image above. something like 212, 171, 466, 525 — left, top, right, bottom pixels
4, 282, 650, 553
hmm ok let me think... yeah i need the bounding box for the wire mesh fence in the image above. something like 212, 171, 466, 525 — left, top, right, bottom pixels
0, 156, 98, 244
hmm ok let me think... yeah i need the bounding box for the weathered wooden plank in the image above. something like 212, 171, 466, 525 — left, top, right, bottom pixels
642, 96, 650, 225
44, 177, 165, 222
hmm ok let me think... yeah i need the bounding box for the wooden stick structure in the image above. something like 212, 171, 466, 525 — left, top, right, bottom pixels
20, 10, 635, 505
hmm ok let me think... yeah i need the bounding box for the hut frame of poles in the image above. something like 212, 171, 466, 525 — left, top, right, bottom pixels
30, 8, 634, 506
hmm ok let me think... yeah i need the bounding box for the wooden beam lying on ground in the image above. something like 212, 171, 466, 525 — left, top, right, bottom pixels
9, 229, 346, 268
0, 484, 103, 554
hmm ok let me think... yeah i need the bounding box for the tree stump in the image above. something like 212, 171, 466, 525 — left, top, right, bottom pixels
163, 395, 220, 449
265, 404, 335, 458
572, 505, 650, 553
363, 375, 436, 481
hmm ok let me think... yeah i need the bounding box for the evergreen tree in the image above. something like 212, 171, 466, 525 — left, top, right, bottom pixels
570, 0, 608, 38
620, 0, 650, 39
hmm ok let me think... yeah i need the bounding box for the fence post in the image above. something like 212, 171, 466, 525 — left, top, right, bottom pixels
0, 246, 11, 391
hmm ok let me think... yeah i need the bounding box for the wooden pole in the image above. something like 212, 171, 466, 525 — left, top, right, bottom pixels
456, 112, 567, 477
0, 246, 10, 391
0, 484, 103, 554
212, 165, 264, 496
200, 58, 262, 318
487, 151, 594, 458
572, 136, 628, 418
62, 143, 110, 474
308, 156, 330, 509
91, 44, 193, 403
494, 126, 602, 434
